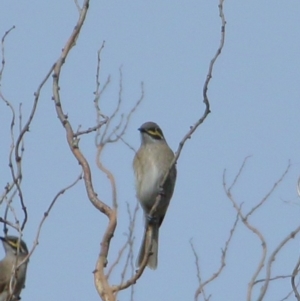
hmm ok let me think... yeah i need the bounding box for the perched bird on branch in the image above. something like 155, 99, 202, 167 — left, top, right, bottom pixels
133, 121, 177, 269
0, 236, 29, 301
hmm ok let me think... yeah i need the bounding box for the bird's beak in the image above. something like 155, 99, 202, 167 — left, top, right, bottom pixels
138, 127, 144, 133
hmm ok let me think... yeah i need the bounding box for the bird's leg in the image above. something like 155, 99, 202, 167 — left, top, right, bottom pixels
146, 214, 159, 225
146, 186, 166, 224
145, 184, 167, 226
158, 185, 166, 197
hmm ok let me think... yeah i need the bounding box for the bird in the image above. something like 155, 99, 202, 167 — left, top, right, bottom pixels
133, 121, 177, 269
0, 236, 29, 301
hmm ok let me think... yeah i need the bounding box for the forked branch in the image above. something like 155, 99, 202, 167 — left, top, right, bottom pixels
223, 157, 297, 301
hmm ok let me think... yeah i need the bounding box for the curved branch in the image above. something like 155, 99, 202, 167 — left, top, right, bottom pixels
50, 2, 118, 300
149, 0, 226, 219
257, 226, 300, 301
0, 26, 15, 81
52, 0, 110, 215
111, 227, 151, 293
193, 210, 239, 301
223, 161, 267, 301
292, 260, 300, 301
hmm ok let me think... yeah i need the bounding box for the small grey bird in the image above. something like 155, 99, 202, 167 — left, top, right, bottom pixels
133, 121, 177, 269
0, 236, 29, 301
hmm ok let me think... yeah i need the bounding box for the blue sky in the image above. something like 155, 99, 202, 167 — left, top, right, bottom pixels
1, 1, 300, 300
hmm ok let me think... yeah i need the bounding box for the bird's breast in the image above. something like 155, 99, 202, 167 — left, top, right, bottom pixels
138, 160, 162, 205
134, 142, 176, 214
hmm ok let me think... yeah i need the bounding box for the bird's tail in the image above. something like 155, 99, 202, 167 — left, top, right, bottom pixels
136, 222, 159, 270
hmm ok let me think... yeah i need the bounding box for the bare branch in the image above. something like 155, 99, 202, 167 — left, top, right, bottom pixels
111, 243, 150, 293
0, 93, 16, 203
180, 0, 227, 155
74, 120, 108, 138
94, 54, 110, 129
93, 42, 111, 127
96, 144, 118, 210
245, 161, 291, 219
254, 274, 292, 285
1, 58, 55, 233
0, 27, 17, 227
148, 0, 226, 223
0, 26, 15, 81
3, 174, 81, 301
194, 210, 239, 301
50, 2, 119, 300
228, 155, 251, 191
190, 239, 209, 301
279, 288, 297, 301
74, 0, 81, 13
52, 0, 110, 216
115, 202, 139, 300
292, 257, 300, 301
95, 78, 144, 211
0, 217, 20, 232
108, 82, 144, 144
106, 202, 137, 279
98, 67, 124, 145
118, 136, 136, 154
224, 158, 296, 301
223, 160, 267, 301
106, 202, 139, 281
94, 41, 106, 97
96, 71, 144, 148
257, 226, 300, 301
23, 173, 82, 263
3, 194, 20, 234
112, 221, 153, 293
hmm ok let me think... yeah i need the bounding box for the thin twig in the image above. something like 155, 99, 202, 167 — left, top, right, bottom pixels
254, 274, 292, 285
108, 82, 144, 144
228, 156, 251, 191
0, 26, 15, 81
74, 0, 81, 13
279, 288, 296, 301
0, 218, 20, 232
281, 277, 300, 301
292, 257, 300, 300
115, 202, 139, 300
22, 173, 82, 264
95, 82, 144, 210
245, 161, 291, 219
194, 210, 239, 301
190, 239, 209, 301
74, 120, 108, 137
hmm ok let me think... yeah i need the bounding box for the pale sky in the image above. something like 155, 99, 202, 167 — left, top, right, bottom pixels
1, 1, 300, 300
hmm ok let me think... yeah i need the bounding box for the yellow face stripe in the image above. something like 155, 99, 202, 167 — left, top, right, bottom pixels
147, 129, 163, 139
8, 240, 19, 249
